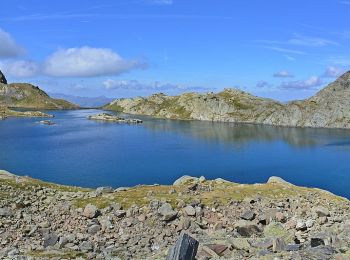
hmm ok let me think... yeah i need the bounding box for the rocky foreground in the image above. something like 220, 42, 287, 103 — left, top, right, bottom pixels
1, 171, 350, 259
106, 71, 350, 129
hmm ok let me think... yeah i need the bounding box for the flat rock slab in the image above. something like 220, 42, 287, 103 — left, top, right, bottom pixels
166, 231, 199, 260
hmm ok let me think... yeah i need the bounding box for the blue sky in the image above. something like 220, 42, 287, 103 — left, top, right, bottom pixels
0, 0, 350, 101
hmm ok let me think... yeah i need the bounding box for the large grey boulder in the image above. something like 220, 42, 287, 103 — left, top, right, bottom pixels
158, 203, 177, 221
267, 176, 292, 185
82, 204, 100, 219
173, 175, 198, 186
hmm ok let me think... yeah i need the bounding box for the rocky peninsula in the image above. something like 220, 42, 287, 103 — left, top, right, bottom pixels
0, 70, 78, 120
0, 107, 53, 120
88, 113, 143, 124
1, 170, 349, 259
105, 71, 350, 129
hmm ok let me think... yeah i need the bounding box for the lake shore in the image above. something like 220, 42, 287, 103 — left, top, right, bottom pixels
1, 170, 349, 259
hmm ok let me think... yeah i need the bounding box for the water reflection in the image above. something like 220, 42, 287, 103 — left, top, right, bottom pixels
141, 117, 350, 148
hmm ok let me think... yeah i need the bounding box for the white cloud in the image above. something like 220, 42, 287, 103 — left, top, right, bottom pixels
0, 60, 39, 77
280, 76, 323, 90
103, 79, 207, 91
0, 28, 25, 58
273, 71, 294, 78
43, 47, 145, 77
265, 46, 305, 55
323, 66, 346, 78
340, 1, 350, 4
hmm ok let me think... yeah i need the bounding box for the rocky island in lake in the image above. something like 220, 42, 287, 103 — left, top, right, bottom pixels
88, 113, 143, 124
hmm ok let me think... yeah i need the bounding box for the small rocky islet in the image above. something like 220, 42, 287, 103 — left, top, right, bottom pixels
1, 171, 350, 259
88, 113, 143, 124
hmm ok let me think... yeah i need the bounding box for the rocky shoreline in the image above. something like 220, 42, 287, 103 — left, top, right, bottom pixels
1, 171, 350, 259
0, 107, 53, 120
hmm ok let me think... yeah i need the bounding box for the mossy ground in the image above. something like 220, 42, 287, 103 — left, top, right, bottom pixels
72, 181, 346, 210
1, 170, 346, 212
27, 250, 86, 259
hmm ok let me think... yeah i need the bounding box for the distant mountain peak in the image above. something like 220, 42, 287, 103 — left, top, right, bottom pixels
0, 70, 7, 84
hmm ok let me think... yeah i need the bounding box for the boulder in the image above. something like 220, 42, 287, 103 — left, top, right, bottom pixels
314, 206, 330, 217
267, 176, 291, 185
263, 222, 294, 243
82, 204, 100, 219
184, 205, 196, 216
43, 233, 58, 248
173, 175, 198, 186
158, 203, 177, 221
235, 220, 261, 237
87, 224, 101, 235
166, 231, 199, 260
240, 210, 256, 221
95, 186, 113, 195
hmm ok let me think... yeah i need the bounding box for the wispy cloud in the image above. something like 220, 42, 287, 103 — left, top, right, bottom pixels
280, 76, 323, 90
260, 34, 338, 48
340, 1, 350, 5
0, 28, 25, 58
288, 34, 338, 47
149, 0, 173, 5
273, 71, 294, 78
103, 79, 207, 91
0, 13, 233, 22
328, 56, 350, 65
264, 46, 305, 55
283, 55, 296, 61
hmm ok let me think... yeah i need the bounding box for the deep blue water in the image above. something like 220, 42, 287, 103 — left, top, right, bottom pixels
1, 109, 350, 198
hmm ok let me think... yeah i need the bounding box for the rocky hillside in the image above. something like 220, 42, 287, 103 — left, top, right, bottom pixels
0, 171, 349, 259
105, 71, 350, 129
0, 70, 78, 110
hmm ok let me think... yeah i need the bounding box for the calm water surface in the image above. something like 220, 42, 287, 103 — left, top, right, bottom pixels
1, 109, 350, 198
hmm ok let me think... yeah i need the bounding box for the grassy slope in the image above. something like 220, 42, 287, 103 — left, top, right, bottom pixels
0, 83, 78, 110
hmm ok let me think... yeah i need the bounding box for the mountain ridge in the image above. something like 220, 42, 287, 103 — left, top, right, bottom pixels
105, 71, 350, 129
